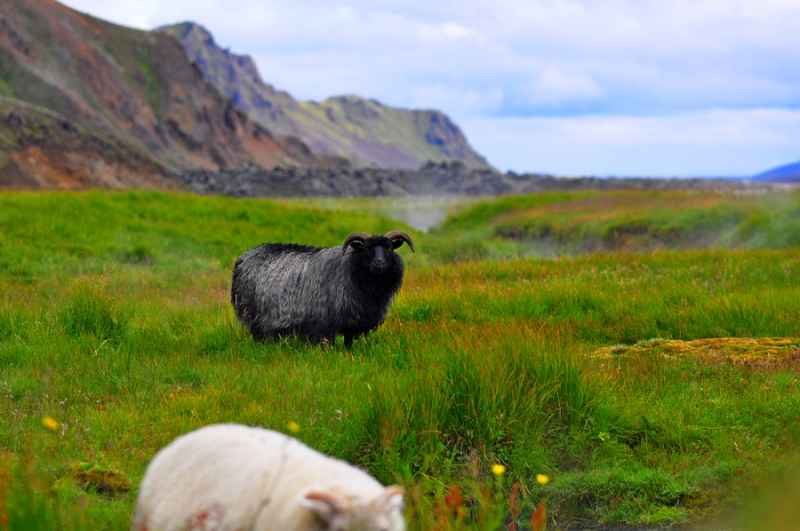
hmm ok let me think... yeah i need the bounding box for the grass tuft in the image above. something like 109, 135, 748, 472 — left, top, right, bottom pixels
353, 328, 613, 485
57, 277, 129, 343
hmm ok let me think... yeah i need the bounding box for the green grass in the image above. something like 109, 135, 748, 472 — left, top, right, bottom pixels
427, 189, 800, 261
1, 189, 799, 530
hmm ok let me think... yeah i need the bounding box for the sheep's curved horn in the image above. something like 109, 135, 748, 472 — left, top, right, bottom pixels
342, 232, 371, 253
384, 230, 415, 253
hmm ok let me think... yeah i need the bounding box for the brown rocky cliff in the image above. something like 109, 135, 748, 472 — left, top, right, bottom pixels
0, 0, 307, 187
0, 96, 179, 190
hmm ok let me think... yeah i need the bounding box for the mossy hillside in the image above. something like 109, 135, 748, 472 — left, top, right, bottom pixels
427, 189, 800, 261
298, 99, 448, 162
1, 190, 799, 530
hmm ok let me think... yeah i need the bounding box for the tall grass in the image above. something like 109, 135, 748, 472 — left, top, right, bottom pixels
351, 326, 602, 479
57, 277, 129, 343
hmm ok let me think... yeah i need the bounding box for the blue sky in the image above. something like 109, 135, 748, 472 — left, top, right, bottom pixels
60, 0, 800, 176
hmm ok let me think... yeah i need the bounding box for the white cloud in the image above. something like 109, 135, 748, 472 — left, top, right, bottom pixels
521, 68, 603, 108
415, 21, 486, 44
442, 23, 473, 40
407, 84, 504, 115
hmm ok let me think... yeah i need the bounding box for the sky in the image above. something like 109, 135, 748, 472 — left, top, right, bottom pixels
59, 0, 800, 177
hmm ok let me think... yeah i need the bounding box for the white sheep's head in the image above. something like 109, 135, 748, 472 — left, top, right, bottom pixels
300, 485, 406, 531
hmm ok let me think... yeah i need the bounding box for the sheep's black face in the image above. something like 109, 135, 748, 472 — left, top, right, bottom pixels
369, 244, 388, 275
349, 236, 401, 276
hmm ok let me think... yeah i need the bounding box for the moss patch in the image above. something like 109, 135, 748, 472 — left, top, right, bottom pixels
69, 462, 132, 497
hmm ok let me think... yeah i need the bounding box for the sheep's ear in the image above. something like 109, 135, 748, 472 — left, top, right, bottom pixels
300, 491, 350, 524
377, 485, 405, 511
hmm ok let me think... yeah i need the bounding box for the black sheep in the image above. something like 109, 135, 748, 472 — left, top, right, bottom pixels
231, 231, 414, 347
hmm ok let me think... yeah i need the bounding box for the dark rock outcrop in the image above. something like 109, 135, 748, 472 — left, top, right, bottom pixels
176, 160, 748, 198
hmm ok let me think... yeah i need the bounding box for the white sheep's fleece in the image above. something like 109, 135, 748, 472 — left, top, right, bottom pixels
131, 424, 406, 531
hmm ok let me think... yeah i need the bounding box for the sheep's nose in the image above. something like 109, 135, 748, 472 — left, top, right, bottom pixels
371, 259, 386, 274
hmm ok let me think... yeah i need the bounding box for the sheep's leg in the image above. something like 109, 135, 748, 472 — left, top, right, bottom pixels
344, 334, 354, 349
249, 329, 267, 343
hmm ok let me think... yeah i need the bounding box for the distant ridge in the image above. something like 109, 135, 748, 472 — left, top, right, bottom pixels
157, 22, 493, 170
752, 160, 800, 183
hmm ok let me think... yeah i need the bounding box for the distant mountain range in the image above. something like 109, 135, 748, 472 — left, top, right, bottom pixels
0, 0, 489, 190
751, 160, 800, 183
156, 22, 491, 171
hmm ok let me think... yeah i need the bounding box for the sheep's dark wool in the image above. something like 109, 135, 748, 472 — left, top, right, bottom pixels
231, 231, 414, 347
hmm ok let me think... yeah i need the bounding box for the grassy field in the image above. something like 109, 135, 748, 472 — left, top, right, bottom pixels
1, 188, 799, 530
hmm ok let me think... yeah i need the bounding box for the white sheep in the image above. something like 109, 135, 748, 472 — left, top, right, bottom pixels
131, 424, 406, 531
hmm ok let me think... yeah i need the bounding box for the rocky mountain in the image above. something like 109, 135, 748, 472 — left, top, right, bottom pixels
0, 0, 315, 189
0, 95, 177, 189
752, 160, 800, 183
157, 22, 492, 171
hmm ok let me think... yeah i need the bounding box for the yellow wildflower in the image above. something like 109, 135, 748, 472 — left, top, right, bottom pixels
536, 473, 550, 486
491, 463, 506, 476
42, 416, 59, 430
287, 421, 300, 433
